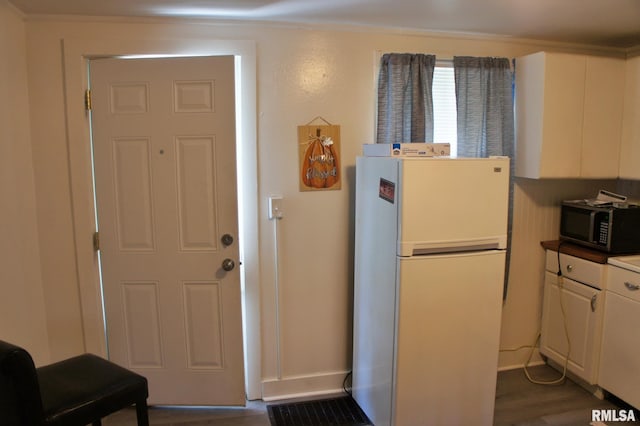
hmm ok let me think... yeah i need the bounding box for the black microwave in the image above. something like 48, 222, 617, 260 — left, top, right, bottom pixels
560, 200, 640, 253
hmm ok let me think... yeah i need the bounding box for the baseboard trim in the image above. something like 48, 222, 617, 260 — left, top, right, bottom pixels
261, 371, 349, 402
498, 360, 546, 372
545, 358, 604, 399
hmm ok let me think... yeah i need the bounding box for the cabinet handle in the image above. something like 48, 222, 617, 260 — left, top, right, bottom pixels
566, 264, 573, 273
591, 294, 597, 312
624, 281, 640, 291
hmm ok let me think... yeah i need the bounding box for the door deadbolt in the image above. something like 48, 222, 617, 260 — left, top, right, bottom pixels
221, 234, 234, 246
222, 258, 235, 271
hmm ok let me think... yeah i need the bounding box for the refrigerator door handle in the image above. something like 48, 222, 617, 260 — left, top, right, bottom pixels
400, 236, 507, 256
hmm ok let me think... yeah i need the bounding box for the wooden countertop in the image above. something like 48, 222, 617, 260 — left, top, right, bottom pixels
540, 240, 610, 264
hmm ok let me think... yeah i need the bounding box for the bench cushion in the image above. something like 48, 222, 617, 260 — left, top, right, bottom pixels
37, 354, 148, 426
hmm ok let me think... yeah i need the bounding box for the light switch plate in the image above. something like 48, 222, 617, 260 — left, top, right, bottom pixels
269, 196, 284, 219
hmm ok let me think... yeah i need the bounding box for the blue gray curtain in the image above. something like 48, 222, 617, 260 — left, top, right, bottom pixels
453, 56, 514, 158
454, 56, 515, 298
376, 53, 436, 144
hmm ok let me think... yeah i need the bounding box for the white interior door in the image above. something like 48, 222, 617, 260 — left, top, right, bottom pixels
90, 56, 245, 405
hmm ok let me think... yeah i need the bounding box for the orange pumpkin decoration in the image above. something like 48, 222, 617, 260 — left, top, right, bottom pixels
301, 132, 339, 189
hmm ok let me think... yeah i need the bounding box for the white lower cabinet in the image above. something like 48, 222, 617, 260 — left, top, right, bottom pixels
598, 265, 640, 409
540, 251, 605, 384
542, 249, 640, 409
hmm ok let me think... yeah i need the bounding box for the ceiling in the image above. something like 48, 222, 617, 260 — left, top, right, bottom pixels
9, 0, 640, 49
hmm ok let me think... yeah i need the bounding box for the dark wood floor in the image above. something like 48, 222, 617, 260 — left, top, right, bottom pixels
492, 365, 633, 425
103, 365, 635, 425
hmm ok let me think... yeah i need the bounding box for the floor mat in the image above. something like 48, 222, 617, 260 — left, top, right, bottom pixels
267, 395, 371, 426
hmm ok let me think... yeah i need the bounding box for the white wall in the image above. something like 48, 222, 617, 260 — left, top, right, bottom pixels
499, 177, 618, 370
18, 14, 629, 397
0, 1, 50, 364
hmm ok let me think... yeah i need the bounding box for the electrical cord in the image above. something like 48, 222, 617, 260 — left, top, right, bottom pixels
343, 370, 352, 395
526, 243, 571, 385
500, 242, 572, 385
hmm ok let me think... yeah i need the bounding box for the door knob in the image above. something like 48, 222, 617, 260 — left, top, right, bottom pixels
221, 234, 234, 246
222, 258, 235, 271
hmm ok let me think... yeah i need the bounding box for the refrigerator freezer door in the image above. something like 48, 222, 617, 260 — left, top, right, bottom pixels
393, 250, 505, 426
398, 157, 509, 256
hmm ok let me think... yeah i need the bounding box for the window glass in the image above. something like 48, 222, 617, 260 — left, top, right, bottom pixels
432, 65, 457, 157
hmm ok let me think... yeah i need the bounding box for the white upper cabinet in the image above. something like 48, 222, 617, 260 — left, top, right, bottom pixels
515, 52, 625, 179
582, 56, 626, 178
619, 56, 640, 179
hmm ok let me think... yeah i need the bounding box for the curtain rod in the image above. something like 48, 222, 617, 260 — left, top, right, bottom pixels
436, 58, 454, 67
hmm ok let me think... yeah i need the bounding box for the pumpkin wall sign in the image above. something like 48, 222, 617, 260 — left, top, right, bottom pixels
298, 121, 341, 191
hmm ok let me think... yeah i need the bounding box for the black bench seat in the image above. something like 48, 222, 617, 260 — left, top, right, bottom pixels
1, 340, 149, 426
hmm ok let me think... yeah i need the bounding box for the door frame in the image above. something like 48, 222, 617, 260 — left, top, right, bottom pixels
61, 37, 262, 400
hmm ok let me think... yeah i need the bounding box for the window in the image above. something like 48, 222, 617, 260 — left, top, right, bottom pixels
432, 63, 458, 157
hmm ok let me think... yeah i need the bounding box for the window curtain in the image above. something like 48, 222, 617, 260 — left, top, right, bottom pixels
453, 56, 515, 298
453, 56, 514, 158
376, 53, 436, 144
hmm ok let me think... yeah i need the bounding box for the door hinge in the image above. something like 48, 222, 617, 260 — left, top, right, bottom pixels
85, 89, 92, 111
93, 231, 100, 251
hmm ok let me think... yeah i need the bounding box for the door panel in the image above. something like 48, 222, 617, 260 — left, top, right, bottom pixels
90, 56, 245, 405
176, 136, 218, 250
122, 282, 163, 367
112, 137, 155, 250
540, 272, 602, 384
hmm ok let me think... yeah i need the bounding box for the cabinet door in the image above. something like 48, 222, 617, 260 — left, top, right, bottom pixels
540, 271, 602, 384
619, 56, 640, 179
599, 292, 640, 409
581, 56, 625, 178
515, 52, 585, 178
515, 52, 625, 179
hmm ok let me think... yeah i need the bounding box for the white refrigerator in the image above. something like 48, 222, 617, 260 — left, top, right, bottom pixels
352, 156, 509, 426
